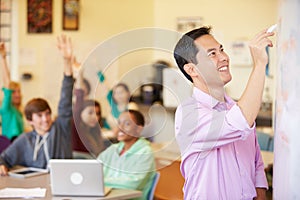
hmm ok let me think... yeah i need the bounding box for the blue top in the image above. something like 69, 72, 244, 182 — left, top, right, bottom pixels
0, 87, 24, 140
106, 90, 123, 119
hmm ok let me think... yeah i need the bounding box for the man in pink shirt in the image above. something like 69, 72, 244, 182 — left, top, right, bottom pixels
173, 26, 274, 199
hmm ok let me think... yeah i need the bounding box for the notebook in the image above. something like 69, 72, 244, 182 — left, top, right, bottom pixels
49, 159, 111, 197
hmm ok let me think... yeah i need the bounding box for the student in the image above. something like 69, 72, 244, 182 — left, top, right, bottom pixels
173, 26, 274, 199
0, 42, 24, 141
72, 68, 105, 157
0, 35, 74, 175
97, 71, 138, 130
97, 110, 155, 200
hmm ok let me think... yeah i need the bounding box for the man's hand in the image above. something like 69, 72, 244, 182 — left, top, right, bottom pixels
254, 188, 267, 200
237, 28, 275, 127
0, 165, 8, 176
248, 29, 274, 69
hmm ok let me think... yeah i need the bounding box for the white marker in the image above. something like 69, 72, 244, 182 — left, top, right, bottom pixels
267, 24, 277, 33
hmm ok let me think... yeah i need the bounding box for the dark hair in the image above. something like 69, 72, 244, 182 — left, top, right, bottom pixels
128, 109, 145, 127
113, 83, 130, 93
174, 26, 212, 82
24, 98, 51, 120
81, 99, 102, 125
82, 99, 100, 113
83, 78, 91, 95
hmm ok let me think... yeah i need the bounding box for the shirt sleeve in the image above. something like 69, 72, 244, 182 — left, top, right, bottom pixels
57, 75, 74, 138
106, 90, 114, 106
175, 103, 255, 152
0, 136, 26, 168
254, 134, 269, 189
57, 75, 74, 118
73, 89, 84, 122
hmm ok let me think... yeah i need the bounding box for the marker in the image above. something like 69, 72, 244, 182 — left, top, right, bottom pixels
267, 24, 277, 33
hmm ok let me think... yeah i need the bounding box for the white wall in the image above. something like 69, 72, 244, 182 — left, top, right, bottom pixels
153, 0, 278, 100
17, 0, 154, 116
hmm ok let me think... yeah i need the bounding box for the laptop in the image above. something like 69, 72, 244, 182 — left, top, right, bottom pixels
49, 159, 111, 197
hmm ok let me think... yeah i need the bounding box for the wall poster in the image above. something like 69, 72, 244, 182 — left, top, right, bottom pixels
27, 0, 52, 33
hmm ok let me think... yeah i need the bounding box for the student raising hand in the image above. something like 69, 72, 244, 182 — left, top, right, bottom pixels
57, 35, 73, 76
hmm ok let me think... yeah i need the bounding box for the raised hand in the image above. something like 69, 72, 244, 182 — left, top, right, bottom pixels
57, 35, 73, 76
237, 28, 275, 127
248, 29, 274, 68
57, 34, 73, 61
0, 42, 7, 58
0, 42, 10, 87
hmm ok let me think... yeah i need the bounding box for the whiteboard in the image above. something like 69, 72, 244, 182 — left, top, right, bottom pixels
273, 0, 300, 199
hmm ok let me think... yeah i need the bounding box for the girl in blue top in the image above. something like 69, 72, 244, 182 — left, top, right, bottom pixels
0, 43, 24, 141
97, 71, 138, 137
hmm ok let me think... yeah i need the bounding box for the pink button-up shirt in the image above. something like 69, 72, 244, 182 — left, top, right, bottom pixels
175, 87, 268, 200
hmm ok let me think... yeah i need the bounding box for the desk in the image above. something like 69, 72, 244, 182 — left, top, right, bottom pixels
0, 174, 142, 200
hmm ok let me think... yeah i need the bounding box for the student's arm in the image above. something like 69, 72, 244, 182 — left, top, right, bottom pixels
0, 43, 14, 113
237, 30, 274, 127
57, 34, 73, 77
73, 69, 85, 121
0, 42, 10, 88
0, 137, 25, 176
97, 70, 110, 95
56, 35, 74, 119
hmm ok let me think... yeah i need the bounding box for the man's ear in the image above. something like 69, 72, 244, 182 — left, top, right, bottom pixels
183, 63, 198, 78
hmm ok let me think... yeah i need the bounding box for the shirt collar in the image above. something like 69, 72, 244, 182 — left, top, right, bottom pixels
116, 138, 145, 155
192, 87, 235, 109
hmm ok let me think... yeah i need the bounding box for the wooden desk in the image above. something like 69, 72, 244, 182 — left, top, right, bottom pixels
0, 174, 142, 200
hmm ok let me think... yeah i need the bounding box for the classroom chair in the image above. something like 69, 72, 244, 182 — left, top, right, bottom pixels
148, 172, 160, 200
154, 160, 184, 200
257, 131, 274, 152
